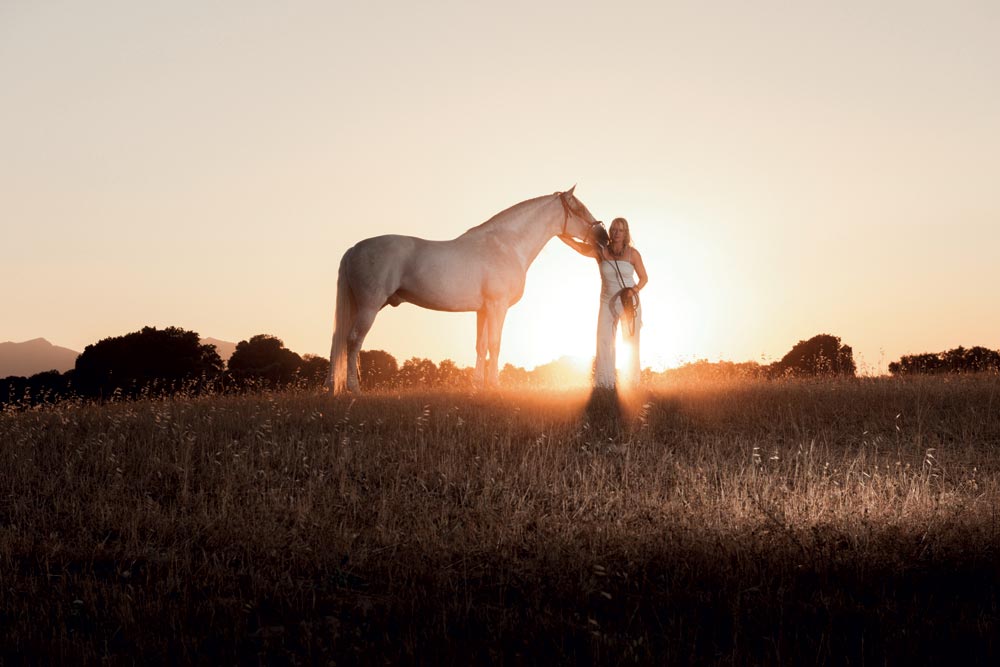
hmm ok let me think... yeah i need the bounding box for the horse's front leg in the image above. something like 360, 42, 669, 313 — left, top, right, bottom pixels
474, 309, 488, 387
485, 301, 508, 388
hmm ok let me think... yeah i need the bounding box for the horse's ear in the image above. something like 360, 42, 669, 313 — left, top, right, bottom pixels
566, 185, 576, 196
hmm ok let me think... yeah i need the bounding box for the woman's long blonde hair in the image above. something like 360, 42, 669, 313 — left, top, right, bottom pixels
609, 217, 632, 251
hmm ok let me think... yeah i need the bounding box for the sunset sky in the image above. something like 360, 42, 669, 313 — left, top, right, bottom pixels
3, 1, 998, 374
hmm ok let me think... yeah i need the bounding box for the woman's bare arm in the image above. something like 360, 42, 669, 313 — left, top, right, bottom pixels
630, 248, 648, 291
558, 234, 598, 258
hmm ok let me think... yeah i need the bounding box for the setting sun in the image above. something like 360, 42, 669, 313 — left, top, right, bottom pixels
497, 206, 724, 375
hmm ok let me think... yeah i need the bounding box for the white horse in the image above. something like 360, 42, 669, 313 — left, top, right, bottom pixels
327, 187, 602, 393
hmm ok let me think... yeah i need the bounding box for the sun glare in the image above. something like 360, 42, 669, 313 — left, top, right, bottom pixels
617, 338, 634, 372
502, 210, 703, 376
567, 354, 591, 373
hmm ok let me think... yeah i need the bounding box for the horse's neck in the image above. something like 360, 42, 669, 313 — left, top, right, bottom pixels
465, 197, 560, 271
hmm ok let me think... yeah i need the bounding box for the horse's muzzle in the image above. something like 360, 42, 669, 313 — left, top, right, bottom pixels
591, 221, 609, 247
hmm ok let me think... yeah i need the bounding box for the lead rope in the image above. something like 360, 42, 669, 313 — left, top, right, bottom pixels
609, 250, 636, 337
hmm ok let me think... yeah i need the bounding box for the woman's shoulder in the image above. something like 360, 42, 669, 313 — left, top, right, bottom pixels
628, 247, 642, 263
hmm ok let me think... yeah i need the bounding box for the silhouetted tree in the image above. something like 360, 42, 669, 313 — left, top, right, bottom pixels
769, 334, 856, 377
436, 359, 473, 388
299, 354, 330, 387
0, 370, 75, 407
397, 357, 438, 387
890, 346, 1000, 375
73, 326, 223, 398
657, 359, 764, 382
889, 353, 945, 375
228, 334, 302, 386
359, 350, 398, 390
500, 363, 530, 386
532, 356, 591, 387
944, 346, 1000, 372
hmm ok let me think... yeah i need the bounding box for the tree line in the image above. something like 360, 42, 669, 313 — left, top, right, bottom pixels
888, 346, 1000, 375
355, 334, 864, 389
0, 327, 327, 406
0, 326, 485, 406
654, 334, 856, 381
661, 337, 1000, 381
3, 328, 998, 407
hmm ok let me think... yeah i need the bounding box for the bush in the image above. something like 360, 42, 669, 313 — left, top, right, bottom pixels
769, 334, 856, 377
73, 326, 222, 398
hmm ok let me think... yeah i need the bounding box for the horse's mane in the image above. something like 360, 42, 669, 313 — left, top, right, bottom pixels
463, 194, 553, 234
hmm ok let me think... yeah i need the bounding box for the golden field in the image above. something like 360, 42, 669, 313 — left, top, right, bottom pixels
2, 375, 998, 664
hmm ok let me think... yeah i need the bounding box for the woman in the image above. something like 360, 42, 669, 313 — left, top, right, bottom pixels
560, 217, 648, 389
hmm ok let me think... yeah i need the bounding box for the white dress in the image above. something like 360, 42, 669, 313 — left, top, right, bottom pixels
595, 258, 642, 389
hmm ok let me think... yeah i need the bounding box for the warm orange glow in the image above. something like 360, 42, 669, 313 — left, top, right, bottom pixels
3, 5, 998, 374
530, 356, 592, 388
567, 354, 592, 373
617, 338, 634, 374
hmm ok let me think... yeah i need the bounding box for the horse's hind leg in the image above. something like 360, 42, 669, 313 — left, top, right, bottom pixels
346, 306, 379, 393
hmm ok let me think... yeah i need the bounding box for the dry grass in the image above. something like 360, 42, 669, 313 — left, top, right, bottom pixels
2, 375, 999, 664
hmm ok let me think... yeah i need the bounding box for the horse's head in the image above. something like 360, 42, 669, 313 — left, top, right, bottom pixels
557, 187, 604, 245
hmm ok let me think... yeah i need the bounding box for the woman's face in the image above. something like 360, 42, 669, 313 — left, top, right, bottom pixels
610, 222, 626, 243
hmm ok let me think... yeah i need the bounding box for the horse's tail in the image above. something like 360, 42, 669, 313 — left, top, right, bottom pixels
327, 247, 355, 394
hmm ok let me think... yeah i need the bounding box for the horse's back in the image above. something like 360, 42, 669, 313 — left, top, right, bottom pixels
344, 233, 508, 312
349, 234, 489, 278
344, 234, 454, 305
343, 234, 416, 288
350, 234, 420, 258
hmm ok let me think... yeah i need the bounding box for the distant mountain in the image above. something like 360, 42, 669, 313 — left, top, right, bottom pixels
201, 337, 237, 362
0, 338, 79, 378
